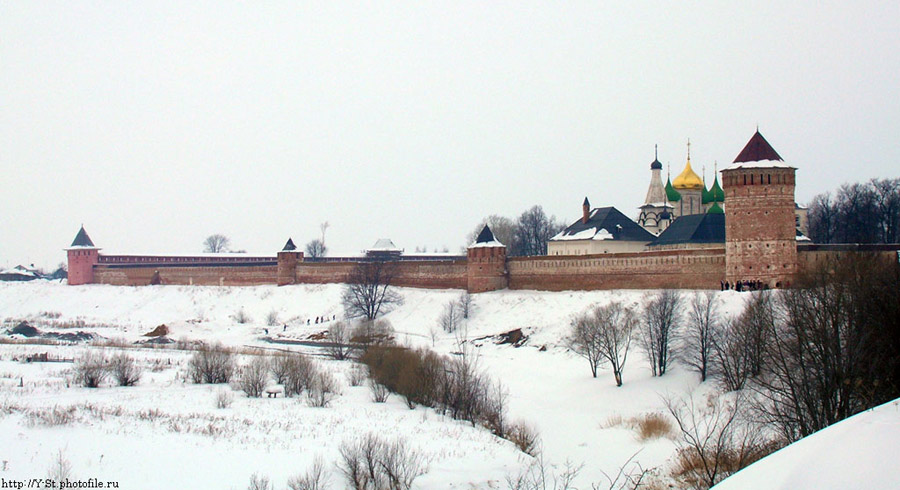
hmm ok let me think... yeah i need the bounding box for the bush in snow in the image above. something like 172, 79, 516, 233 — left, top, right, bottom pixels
283, 353, 316, 397
286, 456, 329, 490
74, 350, 108, 388
239, 355, 270, 398
233, 308, 252, 324
338, 433, 425, 490
215, 388, 234, 409
108, 352, 142, 386
46, 450, 73, 484
307, 370, 339, 408
326, 321, 353, 361
369, 379, 389, 403
188, 342, 235, 384
247, 473, 273, 490
265, 310, 280, 326
506, 421, 540, 457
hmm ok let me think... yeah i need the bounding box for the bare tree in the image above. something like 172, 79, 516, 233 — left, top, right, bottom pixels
568, 302, 637, 385
342, 259, 403, 321
327, 321, 353, 360
681, 292, 720, 382
320, 221, 330, 245
640, 290, 682, 377
457, 292, 473, 319
514, 205, 565, 256
306, 239, 327, 258
439, 300, 463, 333
203, 234, 230, 253
665, 392, 769, 490
711, 318, 753, 392
752, 253, 900, 442
109, 352, 142, 386
239, 355, 270, 398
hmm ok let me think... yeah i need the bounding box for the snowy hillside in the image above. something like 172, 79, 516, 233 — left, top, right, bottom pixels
713, 398, 900, 490
0, 281, 755, 488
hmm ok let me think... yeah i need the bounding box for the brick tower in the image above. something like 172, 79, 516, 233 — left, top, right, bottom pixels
276, 238, 303, 286
466, 225, 508, 293
722, 131, 797, 288
66, 226, 100, 285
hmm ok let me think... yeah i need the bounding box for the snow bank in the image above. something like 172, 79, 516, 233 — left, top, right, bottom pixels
714, 398, 900, 490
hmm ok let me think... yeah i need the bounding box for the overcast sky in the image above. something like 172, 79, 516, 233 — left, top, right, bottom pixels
2, 1, 898, 269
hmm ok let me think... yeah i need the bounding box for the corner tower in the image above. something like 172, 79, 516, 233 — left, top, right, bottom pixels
66, 226, 100, 285
466, 225, 507, 293
722, 131, 797, 287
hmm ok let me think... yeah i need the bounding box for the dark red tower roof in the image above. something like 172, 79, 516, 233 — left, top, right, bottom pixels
733, 131, 783, 163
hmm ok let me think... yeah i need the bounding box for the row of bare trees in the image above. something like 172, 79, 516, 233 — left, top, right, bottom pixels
807, 177, 900, 243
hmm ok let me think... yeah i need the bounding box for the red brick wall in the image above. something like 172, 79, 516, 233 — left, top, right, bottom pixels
293, 261, 468, 289
508, 248, 725, 291
93, 265, 279, 286
467, 246, 508, 292
723, 167, 797, 287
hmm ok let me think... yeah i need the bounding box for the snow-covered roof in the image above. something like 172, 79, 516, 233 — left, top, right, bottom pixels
725, 130, 794, 171
367, 238, 401, 252
0, 268, 36, 277
468, 225, 506, 249
550, 227, 615, 241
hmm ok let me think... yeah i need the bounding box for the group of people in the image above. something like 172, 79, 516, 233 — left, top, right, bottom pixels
310, 314, 336, 325
721, 279, 768, 292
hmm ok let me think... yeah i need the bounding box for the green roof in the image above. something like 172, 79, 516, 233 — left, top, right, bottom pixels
701, 182, 712, 204
665, 177, 681, 202
707, 202, 724, 214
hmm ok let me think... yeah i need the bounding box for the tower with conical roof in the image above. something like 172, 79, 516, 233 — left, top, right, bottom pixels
671, 140, 704, 217
277, 237, 303, 285
638, 145, 674, 235
66, 226, 100, 285
722, 130, 797, 288
467, 225, 507, 292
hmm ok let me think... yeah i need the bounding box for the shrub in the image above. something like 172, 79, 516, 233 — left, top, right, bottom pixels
307, 370, 338, 408
74, 350, 108, 388
266, 310, 280, 327
507, 421, 540, 456
346, 364, 367, 387
188, 343, 235, 384
109, 353, 142, 386
338, 434, 425, 490
216, 388, 234, 409
247, 473, 272, 490
283, 354, 316, 397
233, 308, 252, 324
27, 406, 77, 427
47, 450, 72, 483
239, 355, 270, 398
286, 457, 328, 490
369, 380, 389, 403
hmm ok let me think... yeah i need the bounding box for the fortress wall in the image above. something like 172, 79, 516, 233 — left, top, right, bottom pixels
798, 246, 900, 276
508, 248, 726, 291
293, 260, 467, 290
93, 264, 279, 286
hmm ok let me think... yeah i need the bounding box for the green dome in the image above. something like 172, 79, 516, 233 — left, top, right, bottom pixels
701, 182, 713, 204
665, 177, 681, 202
708, 175, 725, 203
707, 202, 724, 214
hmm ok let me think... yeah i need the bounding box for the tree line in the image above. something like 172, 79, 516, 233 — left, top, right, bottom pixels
806, 177, 900, 243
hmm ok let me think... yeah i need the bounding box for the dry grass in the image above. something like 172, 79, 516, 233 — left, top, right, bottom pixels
604, 412, 675, 441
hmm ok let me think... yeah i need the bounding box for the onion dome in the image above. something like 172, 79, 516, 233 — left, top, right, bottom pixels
672, 158, 704, 190
701, 181, 713, 204
650, 145, 662, 170
659, 209, 672, 221
707, 202, 724, 214
707, 174, 725, 203
665, 176, 681, 202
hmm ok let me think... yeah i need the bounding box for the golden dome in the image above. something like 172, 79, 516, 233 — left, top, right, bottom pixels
672, 158, 704, 190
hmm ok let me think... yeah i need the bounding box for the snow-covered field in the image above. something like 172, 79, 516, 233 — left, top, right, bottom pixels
1, 281, 754, 488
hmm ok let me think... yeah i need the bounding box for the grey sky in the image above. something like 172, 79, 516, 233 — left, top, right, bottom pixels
2, 1, 898, 269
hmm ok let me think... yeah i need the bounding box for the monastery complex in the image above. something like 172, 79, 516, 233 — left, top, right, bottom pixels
66, 131, 899, 293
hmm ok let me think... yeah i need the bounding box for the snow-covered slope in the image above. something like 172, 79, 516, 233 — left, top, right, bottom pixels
0, 281, 754, 487
713, 398, 900, 490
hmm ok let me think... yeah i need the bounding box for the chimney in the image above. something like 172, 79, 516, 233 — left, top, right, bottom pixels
582, 197, 591, 223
